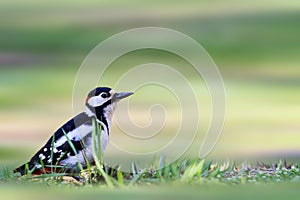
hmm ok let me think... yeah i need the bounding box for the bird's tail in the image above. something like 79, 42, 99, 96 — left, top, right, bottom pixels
13, 163, 26, 175
13, 163, 32, 176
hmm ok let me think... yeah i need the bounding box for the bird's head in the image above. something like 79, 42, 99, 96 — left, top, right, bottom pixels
85, 87, 133, 117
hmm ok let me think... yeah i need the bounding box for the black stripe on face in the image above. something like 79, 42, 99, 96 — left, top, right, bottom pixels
86, 101, 111, 134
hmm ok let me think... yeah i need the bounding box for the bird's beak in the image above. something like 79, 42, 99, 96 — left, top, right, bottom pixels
112, 92, 134, 102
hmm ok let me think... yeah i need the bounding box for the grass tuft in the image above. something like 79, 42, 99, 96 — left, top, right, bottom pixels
5, 158, 300, 187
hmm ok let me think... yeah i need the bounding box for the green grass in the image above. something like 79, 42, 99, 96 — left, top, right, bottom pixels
3, 158, 300, 185
1, 182, 300, 200
1, 0, 300, 198
2, 158, 300, 200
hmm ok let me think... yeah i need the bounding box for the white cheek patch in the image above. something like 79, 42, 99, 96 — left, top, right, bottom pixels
88, 96, 106, 107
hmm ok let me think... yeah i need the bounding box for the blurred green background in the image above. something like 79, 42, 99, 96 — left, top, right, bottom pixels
0, 0, 300, 169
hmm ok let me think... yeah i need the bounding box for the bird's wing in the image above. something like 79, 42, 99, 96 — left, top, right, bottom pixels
28, 112, 93, 172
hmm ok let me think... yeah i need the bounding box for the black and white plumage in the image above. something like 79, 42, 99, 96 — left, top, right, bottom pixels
14, 87, 133, 175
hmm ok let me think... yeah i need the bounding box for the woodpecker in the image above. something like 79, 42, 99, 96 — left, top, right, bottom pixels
14, 87, 133, 175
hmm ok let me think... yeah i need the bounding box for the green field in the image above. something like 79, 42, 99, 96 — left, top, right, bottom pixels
1, 183, 300, 200
1, 0, 300, 198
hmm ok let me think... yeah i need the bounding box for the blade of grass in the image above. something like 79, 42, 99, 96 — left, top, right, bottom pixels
91, 118, 114, 188
92, 118, 102, 163
128, 168, 147, 187
117, 166, 124, 186
62, 129, 84, 172
96, 117, 103, 164
79, 139, 91, 173
159, 153, 165, 169
50, 135, 55, 174
181, 159, 205, 183
131, 162, 137, 175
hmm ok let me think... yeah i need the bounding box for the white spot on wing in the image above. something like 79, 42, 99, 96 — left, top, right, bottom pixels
39, 154, 46, 160
43, 148, 47, 152
36, 164, 42, 169
53, 147, 58, 153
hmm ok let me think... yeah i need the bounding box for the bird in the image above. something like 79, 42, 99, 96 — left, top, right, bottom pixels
14, 87, 133, 176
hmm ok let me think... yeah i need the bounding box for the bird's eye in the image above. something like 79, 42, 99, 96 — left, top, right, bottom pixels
101, 93, 108, 98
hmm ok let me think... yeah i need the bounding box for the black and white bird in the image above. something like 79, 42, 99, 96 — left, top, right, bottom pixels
14, 87, 133, 175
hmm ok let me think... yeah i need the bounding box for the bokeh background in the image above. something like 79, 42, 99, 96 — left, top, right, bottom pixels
1, 0, 300, 169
